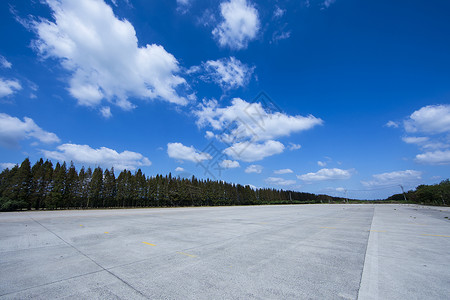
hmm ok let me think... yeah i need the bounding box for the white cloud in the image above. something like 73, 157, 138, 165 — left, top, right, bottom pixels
195, 98, 323, 143
402, 136, 429, 144
361, 170, 422, 188
272, 30, 291, 43
167, 142, 212, 163
43, 143, 151, 170
220, 159, 240, 169
31, 0, 188, 111
274, 168, 293, 174
415, 150, 450, 165
0, 55, 12, 69
273, 6, 285, 19
297, 168, 352, 182
245, 164, 262, 173
197, 57, 255, 90
385, 120, 399, 128
176, 0, 191, 13
0, 163, 17, 170
212, 0, 260, 50
100, 106, 112, 118
335, 187, 345, 193
322, 0, 336, 8
265, 177, 296, 186
0, 78, 21, 98
0, 113, 60, 148
317, 161, 326, 167
175, 167, 185, 172
404, 104, 450, 134
224, 140, 284, 162
288, 143, 301, 150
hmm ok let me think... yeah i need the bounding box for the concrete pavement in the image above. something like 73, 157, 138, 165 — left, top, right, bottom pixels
0, 204, 449, 299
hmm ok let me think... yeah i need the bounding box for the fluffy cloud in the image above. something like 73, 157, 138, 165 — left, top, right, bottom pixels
0, 55, 12, 69
361, 170, 422, 188
0, 163, 17, 170
167, 142, 212, 163
31, 0, 188, 111
212, 0, 260, 50
385, 120, 399, 128
224, 140, 284, 162
43, 143, 151, 170
0, 78, 21, 98
175, 167, 185, 172
220, 159, 240, 169
245, 164, 262, 174
192, 57, 254, 90
415, 150, 450, 165
322, 0, 336, 8
400, 105, 450, 163
297, 168, 352, 182
273, 6, 285, 19
265, 177, 296, 186
404, 104, 450, 134
195, 98, 321, 162
274, 168, 293, 174
288, 143, 301, 150
0, 113, 60, 148
402, 136, 429, 144
195, 98, 323, 143
317, 161, 326, 167
100, 106, 112, 118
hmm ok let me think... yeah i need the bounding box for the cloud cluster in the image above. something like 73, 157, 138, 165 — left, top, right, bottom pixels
0, 55, 12, 69
0, 162, 17, 170
212, 0, 260, 50
43, 143, 151, 170
220, 159, 240, 169
297, 168, 352, 182
224, 140, 284, 162
190, 57, 254, 90
167, 142, 212, 163
361, 170, 422, 188
265, 177, 296, 186
0, 78, 21, 98
399, 104, 450, 165
195, 98, 322, 162
32, 0, 188, 111
274, 168, 293, 174
245, 164, 262, 173
0, 113, 60, 148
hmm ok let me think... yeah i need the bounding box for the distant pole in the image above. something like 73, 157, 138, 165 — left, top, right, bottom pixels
399, 185, 407, 201
345, 189, 348, 203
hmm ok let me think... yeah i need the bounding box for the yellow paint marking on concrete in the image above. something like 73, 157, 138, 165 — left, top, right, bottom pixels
421, 234, 450, 238
370, 230, 386, 232
320, 227, 336, 229
79, 225, 83, 227
104, 232, 109, 234
142, 242, 156, 246
177, 251, 197, 258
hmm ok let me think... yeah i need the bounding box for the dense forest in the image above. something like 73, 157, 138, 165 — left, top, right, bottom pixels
0, 158, 349, 211
386, 179, 450, 206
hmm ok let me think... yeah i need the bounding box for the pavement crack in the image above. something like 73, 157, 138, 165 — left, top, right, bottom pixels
28, 216, 149, 299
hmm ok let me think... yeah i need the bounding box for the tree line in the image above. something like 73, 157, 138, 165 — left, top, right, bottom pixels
386, 179, 450, 206
0, 158, 348, 211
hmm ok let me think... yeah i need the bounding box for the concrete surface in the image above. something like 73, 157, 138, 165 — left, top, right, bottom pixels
0, 204, 449, 299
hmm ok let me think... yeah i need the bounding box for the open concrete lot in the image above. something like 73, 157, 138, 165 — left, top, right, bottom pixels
0, 204, 449, 299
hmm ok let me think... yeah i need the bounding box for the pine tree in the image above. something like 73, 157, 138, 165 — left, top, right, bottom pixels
89, 167, 103, 208
65, 162, 78, 208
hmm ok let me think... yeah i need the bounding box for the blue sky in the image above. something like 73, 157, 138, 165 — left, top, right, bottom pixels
1, 0, 449, 199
